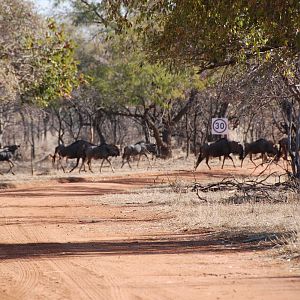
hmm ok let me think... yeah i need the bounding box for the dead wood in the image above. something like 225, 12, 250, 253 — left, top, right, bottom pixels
192, 173, 300, 203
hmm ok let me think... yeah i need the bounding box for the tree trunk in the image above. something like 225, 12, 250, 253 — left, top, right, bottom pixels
147, 88, 198, 158
142, 119, 150, 143
294, 110, 300, 178
146, 116, 171, 158
93, 110, 106, 144
192, 111, 199, 155
0, 106, 3, 148
113, 116, 118, 144
56, 108, 65, 144
90, 115, 94, 144
43, 113, 49, 140
19, 110, 29, 148
185, 113, 191, 158
30, 115, 35, 159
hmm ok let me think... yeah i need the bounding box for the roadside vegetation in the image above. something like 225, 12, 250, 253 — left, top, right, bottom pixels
98, 172, 300, 261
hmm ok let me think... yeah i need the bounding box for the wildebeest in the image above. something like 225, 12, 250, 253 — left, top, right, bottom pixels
121, 141, 151, 168
134, 141, 158, 156
145, 143, 159, 159
241, 138, 279, 167
0, 144, 20, 175
195, 139, 243, 170
52, 140, 94, 173
81, 143, 120, 173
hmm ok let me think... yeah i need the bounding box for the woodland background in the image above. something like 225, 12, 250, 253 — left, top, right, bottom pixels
1, 0, 299, 171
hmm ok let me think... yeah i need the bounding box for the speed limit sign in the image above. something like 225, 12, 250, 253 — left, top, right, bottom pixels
212, 118, 228, 135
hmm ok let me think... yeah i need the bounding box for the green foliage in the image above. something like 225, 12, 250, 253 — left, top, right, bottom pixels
88, 39, 203, 109
22, 19, 82, 107
58, 0, 300, 70
0, 1, 82, 106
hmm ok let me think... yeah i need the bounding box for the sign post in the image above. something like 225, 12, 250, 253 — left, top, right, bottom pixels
211, 118, 228, 135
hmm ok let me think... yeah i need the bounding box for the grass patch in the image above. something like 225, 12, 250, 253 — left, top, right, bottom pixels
97, 181, 300, 260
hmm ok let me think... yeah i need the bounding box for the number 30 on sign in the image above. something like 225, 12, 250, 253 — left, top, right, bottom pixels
211, 118, 228, 135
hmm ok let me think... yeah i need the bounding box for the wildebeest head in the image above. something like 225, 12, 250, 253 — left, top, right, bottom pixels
229, 141, 244, 160
3, 144, 20, 154
237, 144, 244, 160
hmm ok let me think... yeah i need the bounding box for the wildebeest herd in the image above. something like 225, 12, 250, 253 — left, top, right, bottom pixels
0, 137, 295, 175
51, 140, 157, 173
195, 138, 280, 170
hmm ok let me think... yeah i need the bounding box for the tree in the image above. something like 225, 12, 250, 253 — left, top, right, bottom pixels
279, 59, 300, 177
84, 32, 203, 157
0, 0, 38, 103
22, 19, 83, 107
0, 0, 82, 107
55, 0, 300, 71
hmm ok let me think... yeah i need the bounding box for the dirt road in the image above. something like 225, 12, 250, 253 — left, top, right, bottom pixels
0, 168, 299, 299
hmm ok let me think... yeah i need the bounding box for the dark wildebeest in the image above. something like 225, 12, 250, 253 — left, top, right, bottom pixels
145, 143, 159, 159
52, 140, 94, 173
195, 139, 243, 170
241, 138, 279, 167
0, 144, 20, 175
81, 143, 120, 173
134, 141, 158, 157
121, 141, 151, 168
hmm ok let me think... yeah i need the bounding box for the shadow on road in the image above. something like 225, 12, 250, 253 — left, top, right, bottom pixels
0, 230, 292, 260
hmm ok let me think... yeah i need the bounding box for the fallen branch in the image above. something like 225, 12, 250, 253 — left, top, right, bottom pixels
192, 173, 299, 203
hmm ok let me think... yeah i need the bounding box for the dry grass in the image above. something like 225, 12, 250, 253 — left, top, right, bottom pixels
99, 186, 299, 231
1, 154, 299, 260
97, 181, 300, 260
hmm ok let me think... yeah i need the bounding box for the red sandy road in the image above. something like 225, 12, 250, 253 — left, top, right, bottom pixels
0, 169, 299, 300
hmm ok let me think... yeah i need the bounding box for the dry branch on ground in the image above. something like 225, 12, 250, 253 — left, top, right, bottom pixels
192, 174, 300, 203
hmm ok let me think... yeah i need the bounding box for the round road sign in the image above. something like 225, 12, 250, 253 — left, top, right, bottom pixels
212, 118, 228, 135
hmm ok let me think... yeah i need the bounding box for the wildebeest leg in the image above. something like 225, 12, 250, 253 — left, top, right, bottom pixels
7, 160, 15, 175
50, 154, 56, 168
224, 155, 235, 168
205, 156, 211, 170
102, 158, 114, 173
86, 158, 93, 173
126, 158, 132, 169
69, 158, 80, 173
194, 155, 204, 170
121, 160, 125, 168
58, 157, 66, 173
140, 153, 151, 168
146, 154, 152, 168
121, 158, 126, 168
240, 152, 246, 167
241, 151, 248, 168
81, 162, 87, 172
221, 156, 226, 169
240, 158, 244, 167
50, 153, 59, 170
79, 158, 86, 173
249, 153, 256, 166
137, 154, 142, 167
99, 159, 105, 172
108, 158, 115, 172
121, 157, 132, 169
